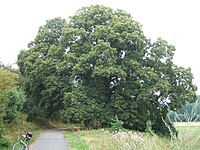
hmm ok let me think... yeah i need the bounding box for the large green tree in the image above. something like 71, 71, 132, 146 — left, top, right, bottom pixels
18, 17, 69, 119
17, 5, 197, 136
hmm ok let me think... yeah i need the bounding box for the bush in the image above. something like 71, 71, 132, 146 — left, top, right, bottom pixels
111, 116, 124, 132
0, 136, 11, 148
3, 89, 26, 124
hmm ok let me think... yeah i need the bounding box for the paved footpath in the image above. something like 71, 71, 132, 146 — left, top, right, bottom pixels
30, 129, 70, 150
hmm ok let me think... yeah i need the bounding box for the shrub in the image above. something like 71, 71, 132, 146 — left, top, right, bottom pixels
111, 116, 124, 132
0, 136, 11, 148
3, 89, 26, 124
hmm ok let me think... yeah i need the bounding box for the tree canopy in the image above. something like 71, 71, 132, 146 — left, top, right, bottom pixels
17, 5, 197, 136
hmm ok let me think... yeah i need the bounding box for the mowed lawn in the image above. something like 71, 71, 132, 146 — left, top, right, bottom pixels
64, 122, 200, 150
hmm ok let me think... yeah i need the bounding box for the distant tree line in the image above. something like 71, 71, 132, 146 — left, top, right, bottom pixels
168, 95, 200, 122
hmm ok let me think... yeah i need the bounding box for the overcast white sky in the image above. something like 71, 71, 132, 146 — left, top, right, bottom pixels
0, 0, 199, 94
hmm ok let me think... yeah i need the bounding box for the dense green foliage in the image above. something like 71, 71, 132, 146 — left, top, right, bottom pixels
168, 95, 200, 122
17, 5, 197, 136
0, 68, 18, 138
3, 89, 26, 123
0, 65, 26, 148
18, 17, 68, 119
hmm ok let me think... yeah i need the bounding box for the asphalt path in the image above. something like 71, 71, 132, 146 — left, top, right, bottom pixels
30, 129, 70, 150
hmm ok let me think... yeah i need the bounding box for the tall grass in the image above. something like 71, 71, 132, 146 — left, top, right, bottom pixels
64, 129, 172, 150
64, 123, 200, 150
175, 123, 200, 150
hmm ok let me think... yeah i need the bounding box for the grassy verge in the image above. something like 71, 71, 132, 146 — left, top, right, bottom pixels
64, 122, 200, 150
2, 121, 41, 150
0, 115, 45, 150
64, 129, 174, 150
64, 131, 89, 150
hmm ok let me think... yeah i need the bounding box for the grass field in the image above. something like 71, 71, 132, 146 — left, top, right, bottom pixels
175, 122, 200, 150
64, 122, 200, 150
